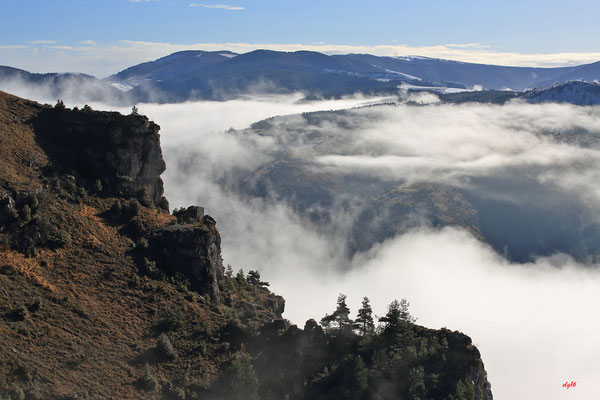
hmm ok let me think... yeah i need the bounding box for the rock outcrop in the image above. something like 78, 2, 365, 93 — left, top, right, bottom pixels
146, 220, 224, 301
31, 105, 168, 207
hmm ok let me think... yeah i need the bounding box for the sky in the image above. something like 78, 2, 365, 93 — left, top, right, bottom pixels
2, 0, 600, 77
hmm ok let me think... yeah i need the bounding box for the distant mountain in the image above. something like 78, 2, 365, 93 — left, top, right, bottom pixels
2, 50, 600, 104
532, 61, 600, 87
106, 50, 238, 90
121, 50, 414, 102
439, 80, 600, 105
523, 80, 600, 105
336, 54, 574, 90
0, 65, 130, 105
108, 50, 600, 102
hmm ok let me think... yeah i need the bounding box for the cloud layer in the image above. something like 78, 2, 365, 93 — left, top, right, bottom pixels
147, 97, 600, 400
8, 89, 600, 399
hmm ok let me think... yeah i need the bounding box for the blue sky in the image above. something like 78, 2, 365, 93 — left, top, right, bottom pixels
2, 0, 600, 76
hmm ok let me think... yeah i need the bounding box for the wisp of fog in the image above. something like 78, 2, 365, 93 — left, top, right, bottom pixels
15, 89, 600, 399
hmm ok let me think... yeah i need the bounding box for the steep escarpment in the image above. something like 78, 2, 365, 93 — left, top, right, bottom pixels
31, 102, 168, 206
0, 91, 491, 399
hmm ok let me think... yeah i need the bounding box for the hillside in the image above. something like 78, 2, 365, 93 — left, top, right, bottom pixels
0, 66, 130, 106
0, 91, 492, 399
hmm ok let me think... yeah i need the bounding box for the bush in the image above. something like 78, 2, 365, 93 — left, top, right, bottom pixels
136, 365, 158, 391
157, 197, 170, 212
126, 216, 146, 238
141, 258, 161, 279
92, 179, 103, 194
123, 199, 141, 220
28, 297, 42, 313
11, 305, 29, 321
47, 228, 69, 248
155, 333, 177, 361
134, 237, 149, 251
162, 384, 186, 400
136, 188, 153, 208
19, 205, 31, 223
155, 308, 185, 332
109, 199, 122, 217
26, 193, 39, 211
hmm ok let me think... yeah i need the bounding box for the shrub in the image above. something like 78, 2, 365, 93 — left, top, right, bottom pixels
26, 193, 39, 211
123, 199, 141, 220
62, 177, 77, 194
47, 228, 69, 248
157, 197, 169, 212
162, 384, 185, 400
141, 258, 161, 279
126, 216, 146, 238
155, 308, 185, 332
19, 205, 31, 223
109, 199, 122, 217
93, 179, 103, 194
155, 333, 177, 361
11, 305, 29, 321
6, 205, 19, 223
134, 237, 149, 251
136, 365, 158, 391
28, 297, 42, 313
25, 246, 36, 258
136, 188, 153, 208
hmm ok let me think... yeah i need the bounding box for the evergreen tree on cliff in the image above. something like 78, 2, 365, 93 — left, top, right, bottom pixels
355, 296, 375, 336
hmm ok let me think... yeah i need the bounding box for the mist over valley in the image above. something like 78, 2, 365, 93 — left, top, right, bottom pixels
3, 4, 600, 396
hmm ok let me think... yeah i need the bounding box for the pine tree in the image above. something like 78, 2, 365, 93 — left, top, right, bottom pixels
320, 294, 353, 334
230, 351, 259, 400
379, 298, 416, 336
398, 298, 417, 323
355, 296, 375, 336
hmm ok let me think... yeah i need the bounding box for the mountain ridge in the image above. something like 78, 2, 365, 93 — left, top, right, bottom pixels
2, 50, 600, 104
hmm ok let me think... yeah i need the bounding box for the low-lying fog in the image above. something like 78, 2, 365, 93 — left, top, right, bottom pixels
17, 90, 600, 399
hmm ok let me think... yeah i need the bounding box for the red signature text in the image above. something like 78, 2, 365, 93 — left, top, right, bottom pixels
562, 381, 576, 389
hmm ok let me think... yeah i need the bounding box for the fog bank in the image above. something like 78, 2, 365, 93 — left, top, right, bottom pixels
13, 90, 599, 399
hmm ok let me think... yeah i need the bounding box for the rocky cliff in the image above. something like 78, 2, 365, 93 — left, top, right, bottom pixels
146, 212, 224, 302
31, 102, 168, 207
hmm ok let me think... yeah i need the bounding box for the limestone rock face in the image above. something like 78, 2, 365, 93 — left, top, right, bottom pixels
32, 107, 168, 206
263, 295, 286, 318
147, 223, 224, 301
113, 118, 166, 204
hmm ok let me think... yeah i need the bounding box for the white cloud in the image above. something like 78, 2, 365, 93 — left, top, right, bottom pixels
28, 40, 57, 45
189, 3, 245, 10
1, 39, 600, 78
145, 98, 600, 400
49, 96, 600, 400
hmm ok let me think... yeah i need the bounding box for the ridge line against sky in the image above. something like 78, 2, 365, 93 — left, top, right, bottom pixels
2, 40, 600, 78
3, 0, 600, 77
